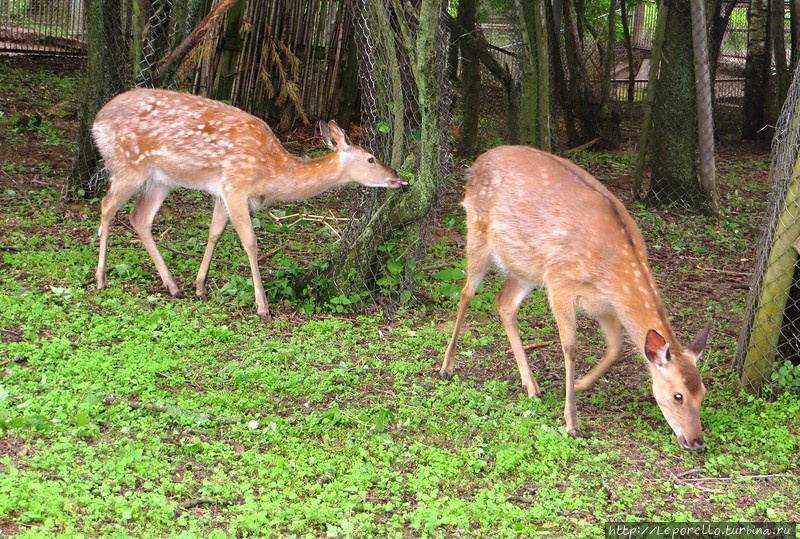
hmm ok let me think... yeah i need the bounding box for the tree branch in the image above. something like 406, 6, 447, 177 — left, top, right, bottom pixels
154, 0, 239, 84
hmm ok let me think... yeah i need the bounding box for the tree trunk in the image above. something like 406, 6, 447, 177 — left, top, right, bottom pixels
66, 0, 130, 198
596, 0, 620, 149
561, 0, 600, 145
336, 28, 360, 129
634, 0, 669, 198
444, 12, 520, 143
691, 0, 719, 213
546, 0, 577, 144
516, 0, 550, 150
211, 0, 244, 102
743, 0, 770, 139
620, 0, 635, 102
769, 0, 791, 128
456, 0, 480, 155
648, 0, 703, 206
791, 0, 800, 72
324, 0, 448, 302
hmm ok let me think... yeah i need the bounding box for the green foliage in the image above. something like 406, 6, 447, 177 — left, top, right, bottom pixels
772, 360, 800, 393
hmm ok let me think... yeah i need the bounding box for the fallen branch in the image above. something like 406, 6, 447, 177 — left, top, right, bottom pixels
268, 209, 357, 243
508, 341, 553, 354
173, 497, 231, 516
671, 472, 718, 493
680, 473, 797, 483
506, 495, 536, 504
565, 137, 601, 154
102, 394, 240, 425
696, 265, 751, 277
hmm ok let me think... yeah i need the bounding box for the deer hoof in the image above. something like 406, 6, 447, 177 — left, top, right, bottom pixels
567, 428, 588, 439
438, 371, 454, 381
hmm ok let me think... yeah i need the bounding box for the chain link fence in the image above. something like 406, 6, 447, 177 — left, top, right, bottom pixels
736, 64, 800, 395
0, 0, 85, 54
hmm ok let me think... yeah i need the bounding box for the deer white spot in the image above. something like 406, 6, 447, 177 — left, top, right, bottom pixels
633, 270, 642, 278
198, 124, 205, 130
98, 226, 103, 237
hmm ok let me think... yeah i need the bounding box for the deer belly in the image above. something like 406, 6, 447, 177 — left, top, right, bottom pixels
148, 165, 224, 198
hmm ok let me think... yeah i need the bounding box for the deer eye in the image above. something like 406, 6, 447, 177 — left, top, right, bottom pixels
368, 157, 375, 164
674, 393, 683, 402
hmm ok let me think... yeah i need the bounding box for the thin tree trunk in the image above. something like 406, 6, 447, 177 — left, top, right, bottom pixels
791, 0, 800, 71
326, 0, 448, 300
516, 0, 550, 150
620, 0, 635, 102
690, 0, 719, 213
770, 0, 791, 122
648, 0, 703, 207
456, 0, 480, 155
634, 0, 669, 198
743, 0, 770, 139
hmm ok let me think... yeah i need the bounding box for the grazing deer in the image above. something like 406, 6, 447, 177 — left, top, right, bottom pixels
440, 146, 711, 450
92, 88, 404, 319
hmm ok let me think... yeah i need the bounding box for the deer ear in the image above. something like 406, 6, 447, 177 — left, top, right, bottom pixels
325, 120, 351, 151
644, 329, 670, 368
319, 121, 335, 150
687, 320, 712, 359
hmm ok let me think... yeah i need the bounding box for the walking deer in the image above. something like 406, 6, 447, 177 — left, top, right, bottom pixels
440, 146, 711, 450
92, 88, 404, 319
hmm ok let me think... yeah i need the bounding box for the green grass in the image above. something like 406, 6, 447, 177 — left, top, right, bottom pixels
1, 59, 799, 537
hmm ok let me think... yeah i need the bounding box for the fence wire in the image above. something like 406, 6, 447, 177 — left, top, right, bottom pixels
0, 0, 85, 54
736, 64, 800, 395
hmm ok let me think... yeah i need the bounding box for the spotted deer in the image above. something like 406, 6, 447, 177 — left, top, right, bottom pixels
440, 146, 711, 450
92, 88, 404, 319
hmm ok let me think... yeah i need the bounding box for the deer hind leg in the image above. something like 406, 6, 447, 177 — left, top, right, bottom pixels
129, 182, 180, 295
440, 227, 492, 380
494, 276, 539, 397
224, 191, 269, 320
548, 289, 583, 437
575, 313, 623, 392
95, 171, 146, 290
195, 197, 230, 298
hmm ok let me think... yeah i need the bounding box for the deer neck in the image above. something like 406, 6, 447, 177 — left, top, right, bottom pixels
254, 152, 345, 202
609, 260, 682, 355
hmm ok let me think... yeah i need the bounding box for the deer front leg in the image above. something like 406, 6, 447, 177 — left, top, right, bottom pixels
225, 192, 270, 321
575, 313, 623, 392
96, 173, 142, 290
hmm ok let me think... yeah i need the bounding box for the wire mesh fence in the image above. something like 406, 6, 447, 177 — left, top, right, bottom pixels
0, 0, 85, 54
736, 64, 800, 395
